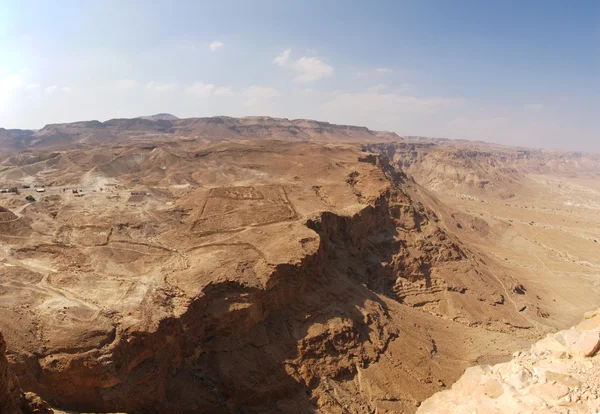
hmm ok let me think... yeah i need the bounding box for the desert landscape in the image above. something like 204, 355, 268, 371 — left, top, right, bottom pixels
0, 115, 598, 413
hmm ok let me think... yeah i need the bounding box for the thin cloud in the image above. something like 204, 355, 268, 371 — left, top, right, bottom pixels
209, 40, 224, 52
294, 57, 335, 82
0, 73, 24, 91
242, 85, 279, 99
376, 67, 394, 73
273, 49, 291, 66
146, 81, 177, 92
25, 83, 40, 89
44, 85, 72, 94
186, 82, 234, 97
322, 91, 459, 115
214, 86, 234, 96
186, 82, 215, 97
115, 79, 139, 89
242, 85, 279, 106
393, 84, 413, 93
367, 84, 387, 93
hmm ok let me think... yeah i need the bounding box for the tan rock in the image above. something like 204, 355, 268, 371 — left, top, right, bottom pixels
578, 313, 600, 331
583, 309, 600, 320
570, 331, 600, 357
545, 371, 581, 387
0, 332, 53, 414
531, 383, 570, 401
483, 379, 504, 399
553, 328, 600, 357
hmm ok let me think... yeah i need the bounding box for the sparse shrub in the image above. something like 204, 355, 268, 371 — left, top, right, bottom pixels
25, 195, 35, 202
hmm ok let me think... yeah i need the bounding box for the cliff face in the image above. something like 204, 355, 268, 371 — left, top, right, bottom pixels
2, 116, 401, 150
0, 333, 52, 414
0, 142, 540, 413
0, 129, 35, 150
365, 142, 600, 197
1, 332, 25, 413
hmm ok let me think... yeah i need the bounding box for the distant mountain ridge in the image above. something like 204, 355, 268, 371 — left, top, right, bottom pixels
0, 128, 36, 149
1, 115, 599, 158
0, 115, 402, 150
136, 113, 180, 121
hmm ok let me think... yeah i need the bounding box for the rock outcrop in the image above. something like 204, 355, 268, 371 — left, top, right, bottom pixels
0, 141, 542, 413
0, 117, 598, 413
418, 309, 600, 413
1, 332, 52, 414
1, 116, 401, 150
365, 142, 600, 198
0, 332, 25, 414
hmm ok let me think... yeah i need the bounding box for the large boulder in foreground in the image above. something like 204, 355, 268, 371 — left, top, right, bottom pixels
418, 309, 600, 413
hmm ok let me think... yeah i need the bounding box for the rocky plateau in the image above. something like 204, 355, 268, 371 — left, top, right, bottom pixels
0, 115, 598, 413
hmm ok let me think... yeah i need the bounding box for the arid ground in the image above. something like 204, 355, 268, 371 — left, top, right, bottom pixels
0, 116, 598, 413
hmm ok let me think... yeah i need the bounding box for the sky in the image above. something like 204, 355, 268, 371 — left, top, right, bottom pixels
0, 0, 598, 151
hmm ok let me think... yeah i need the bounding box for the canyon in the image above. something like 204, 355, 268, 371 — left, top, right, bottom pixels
0, 116, 598, 413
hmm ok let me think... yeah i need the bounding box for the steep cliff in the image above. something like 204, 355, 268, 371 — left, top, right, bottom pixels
0, 332, 52, 414
366, 142, 600, 198
1, 143, 541, 413
0, 332, 24, 413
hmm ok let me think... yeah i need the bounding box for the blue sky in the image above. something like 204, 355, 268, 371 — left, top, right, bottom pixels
0, 0, 598, 151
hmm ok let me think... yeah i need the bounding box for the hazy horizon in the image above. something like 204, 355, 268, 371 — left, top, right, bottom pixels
1, 0, 598, 151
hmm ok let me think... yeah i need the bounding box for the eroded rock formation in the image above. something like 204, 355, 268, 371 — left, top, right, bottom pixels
0, 332, 52, 414
0, 141, 542, 413
418, 309, 600, 413
0, 117, 598, 413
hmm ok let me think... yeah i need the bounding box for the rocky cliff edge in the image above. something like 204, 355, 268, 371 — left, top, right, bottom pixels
418, 309, 600, 413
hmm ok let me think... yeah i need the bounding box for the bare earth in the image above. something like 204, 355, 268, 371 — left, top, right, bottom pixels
0, 116, 598, 413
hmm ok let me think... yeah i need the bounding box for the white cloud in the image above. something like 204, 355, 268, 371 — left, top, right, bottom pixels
376, 68, 393, 73
0, 72, 27, 113
241, 85, 279, 106
394, 84, 413, 92
209, 40, 224, 52
322, 91, 459, 116
242, 85, 279, 99
0, 73, 24, 91
214, 86, 234, 96
186, 82, 215, 97
186, 82, 234, 97
146, 81, 177, 92
367, 84, 387, 93
115, 79, 138, 89
294, 57, 335, 82
273, 49, 291, 66
44, 85, 72, 94
25, 83, 40, 89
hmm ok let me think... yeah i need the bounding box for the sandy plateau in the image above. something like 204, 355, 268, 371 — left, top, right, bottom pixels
0, 116, 598, 413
